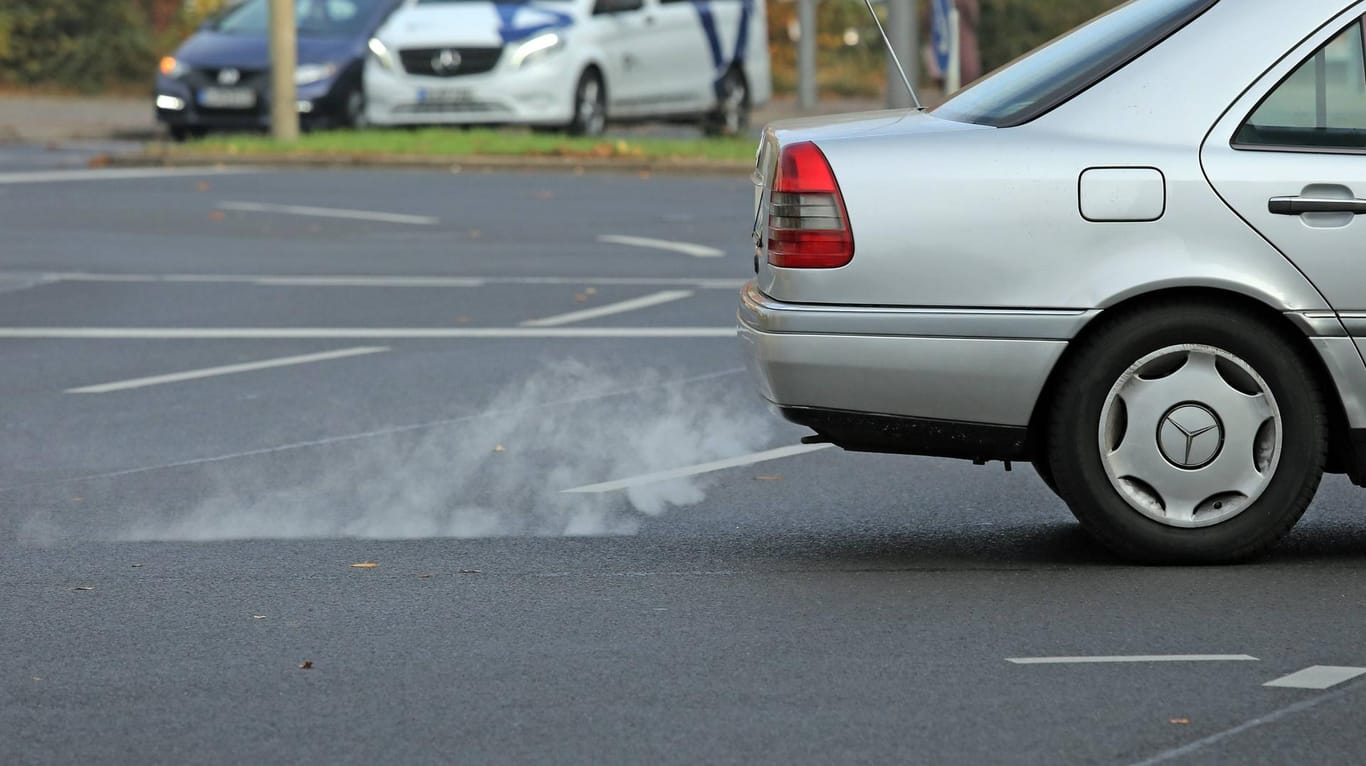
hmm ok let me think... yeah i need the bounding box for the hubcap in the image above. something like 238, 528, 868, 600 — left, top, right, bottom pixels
1097, 344, 1281, 528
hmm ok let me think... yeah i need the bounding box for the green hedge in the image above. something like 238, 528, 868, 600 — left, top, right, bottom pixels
0, 0, 218, 92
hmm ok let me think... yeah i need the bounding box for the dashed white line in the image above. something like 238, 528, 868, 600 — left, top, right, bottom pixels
1264, 666, 1366, 690
0, 167, 261, 185
218, 201, 438, 226
560, 443, 834, 495
66, 346, 389, 393
19, 272, 746, 290
1006, 655, 1259, 665
521, 290, 694, 327
0, 327, 735, 339
598, 234, 726, 258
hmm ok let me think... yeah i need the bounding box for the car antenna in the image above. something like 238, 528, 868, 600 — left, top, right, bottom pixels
862, 0, 924, 110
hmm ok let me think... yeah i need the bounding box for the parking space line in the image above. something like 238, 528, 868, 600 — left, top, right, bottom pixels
1007, 655, 1259, 664
20, 272, 746, 290
560, 443, 834, 495
1127, 676, 1366, 766
218, 201, 438, 226
0, 167, 261, 185
66, 346, 390, 394
598, 234, 726, 258
521, 290, 694, 327
1264, 666, 1366, 690
0, 327, 734, 339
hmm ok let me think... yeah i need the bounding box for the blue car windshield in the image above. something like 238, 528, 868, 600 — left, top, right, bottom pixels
215, 0, 386, 37
934, 0, 1218, 128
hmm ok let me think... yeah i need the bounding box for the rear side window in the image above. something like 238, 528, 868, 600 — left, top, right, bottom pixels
934, 0, 1216, 128
1235, 20, 1366, 151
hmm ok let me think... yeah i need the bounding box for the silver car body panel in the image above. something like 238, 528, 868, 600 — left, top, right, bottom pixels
755, 0, 1348, 313
742, 0, 1366, 437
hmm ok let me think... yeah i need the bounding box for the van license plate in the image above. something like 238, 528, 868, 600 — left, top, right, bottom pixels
417, 88, 473, 105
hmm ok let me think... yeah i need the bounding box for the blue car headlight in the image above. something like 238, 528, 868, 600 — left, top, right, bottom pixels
295, 63, 339, 86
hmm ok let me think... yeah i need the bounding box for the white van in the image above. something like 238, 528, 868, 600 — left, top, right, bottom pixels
363, 0, 770, 135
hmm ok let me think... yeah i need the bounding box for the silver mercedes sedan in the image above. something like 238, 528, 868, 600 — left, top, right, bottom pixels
739, 0, 1366, 563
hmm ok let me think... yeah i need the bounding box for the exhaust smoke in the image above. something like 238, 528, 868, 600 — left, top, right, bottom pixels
112, 361, 776, 541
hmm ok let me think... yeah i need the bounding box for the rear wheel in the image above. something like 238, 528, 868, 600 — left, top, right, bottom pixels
342, 84, 368, 129
1046, 303, 1326, 563
568, 70, 606, 137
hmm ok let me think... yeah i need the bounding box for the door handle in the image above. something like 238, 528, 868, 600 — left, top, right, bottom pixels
1269, 196, 1366, 215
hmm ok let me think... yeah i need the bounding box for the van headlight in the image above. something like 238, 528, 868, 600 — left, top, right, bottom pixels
510, 32, 566, 69
368, 37, 399, 71
295, 63, 338, 86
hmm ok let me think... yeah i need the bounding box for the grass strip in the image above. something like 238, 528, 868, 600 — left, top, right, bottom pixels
174, 128, 758, 163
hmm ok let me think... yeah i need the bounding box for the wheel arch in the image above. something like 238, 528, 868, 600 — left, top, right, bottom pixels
1027, 286, 1356, 478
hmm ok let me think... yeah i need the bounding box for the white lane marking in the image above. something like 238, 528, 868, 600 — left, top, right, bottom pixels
0, 367, 746, 494
1264, 666, 1366, 690
0, 167, 260, 185
66, 346, 389, 394
521, 290, 694, 327
24, 272, 746, 290
1127, 676, 1366, 766
598, 234, 725, 259
560, 443, 834, 495
0, 327, 734, 339
218, 201, 438, 226
1007, 655, 1259, 665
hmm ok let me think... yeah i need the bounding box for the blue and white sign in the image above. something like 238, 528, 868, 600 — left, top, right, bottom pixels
930, 0, 952, 75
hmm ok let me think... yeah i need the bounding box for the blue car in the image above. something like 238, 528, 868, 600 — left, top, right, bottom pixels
155, 0, 400, 139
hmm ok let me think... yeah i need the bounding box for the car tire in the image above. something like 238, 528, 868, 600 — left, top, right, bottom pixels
1045, 301, 1327, 564
568, 70, 606, 137
343, 85, 369, 130
704, 68, 750, 137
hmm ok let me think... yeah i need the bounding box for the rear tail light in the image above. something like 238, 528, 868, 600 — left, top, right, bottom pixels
766, 141, 854, 268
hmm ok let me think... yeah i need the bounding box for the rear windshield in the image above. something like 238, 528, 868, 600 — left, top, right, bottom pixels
215, 0, 388, 37
934, 0, 1218, 128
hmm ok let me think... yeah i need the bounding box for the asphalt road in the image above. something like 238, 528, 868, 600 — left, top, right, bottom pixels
2, 145, 1366, 766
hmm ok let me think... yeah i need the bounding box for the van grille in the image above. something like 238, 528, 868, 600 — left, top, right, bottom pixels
399, 47, 502, 77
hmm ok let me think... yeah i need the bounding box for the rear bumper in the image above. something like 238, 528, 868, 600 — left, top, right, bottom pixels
737, 282, 1082, 458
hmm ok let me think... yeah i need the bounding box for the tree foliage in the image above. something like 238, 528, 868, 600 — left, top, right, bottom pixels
0, 0, 224, 92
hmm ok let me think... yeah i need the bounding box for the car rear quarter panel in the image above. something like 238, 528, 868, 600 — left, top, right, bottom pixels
758, 0, 1347, 314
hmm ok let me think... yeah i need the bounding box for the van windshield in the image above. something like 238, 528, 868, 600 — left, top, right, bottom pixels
934, 0, 1217, 128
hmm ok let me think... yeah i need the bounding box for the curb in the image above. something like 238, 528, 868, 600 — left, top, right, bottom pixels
100, 150, 755, 176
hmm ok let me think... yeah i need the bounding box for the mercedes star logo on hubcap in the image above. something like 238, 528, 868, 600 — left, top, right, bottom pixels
1158, 404, 1224, 469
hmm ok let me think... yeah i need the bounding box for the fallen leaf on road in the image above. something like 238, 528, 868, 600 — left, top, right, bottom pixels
532, 191, 555, 200
468, 229, 482, 240
755, 476, 782, 481
456, 316, 471, 324
253, 615, 266, 620
493, 445, 506, 453
72, 586, 95, 591
416, 573, 434, 579
209, 211, 225, 222
350, 562, 379, 569
298, 661, 313, 670
131, 563, 143, 568
1169, 718, 1190, 725
574, 293, 589, 302
196, 181, 210, 192
639, 170, 652, 180
458, 569, 482, 575
583, 287, 598, 296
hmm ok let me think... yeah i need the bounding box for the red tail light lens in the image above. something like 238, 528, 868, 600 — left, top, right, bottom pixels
766, 141, 854, 269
